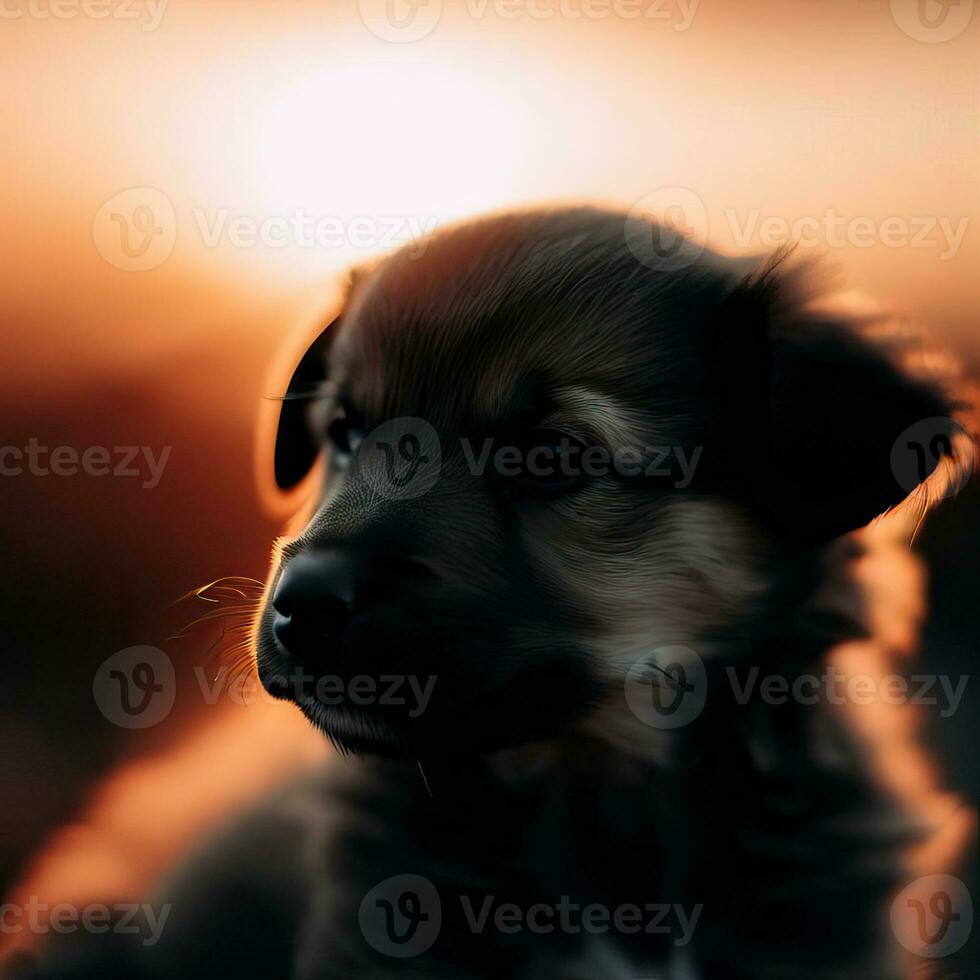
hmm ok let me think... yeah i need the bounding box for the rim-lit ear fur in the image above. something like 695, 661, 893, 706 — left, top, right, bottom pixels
706, 254, 973, 546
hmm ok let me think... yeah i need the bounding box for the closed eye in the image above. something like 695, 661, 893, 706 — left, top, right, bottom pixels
494, 427, 593, 497
308, 397, 365, 463
328, 402, 365, 457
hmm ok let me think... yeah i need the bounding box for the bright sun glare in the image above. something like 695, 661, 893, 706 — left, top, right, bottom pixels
245, 52, 529, 272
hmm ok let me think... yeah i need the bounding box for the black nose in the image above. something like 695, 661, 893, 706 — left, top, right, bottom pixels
271, 551, 356, 663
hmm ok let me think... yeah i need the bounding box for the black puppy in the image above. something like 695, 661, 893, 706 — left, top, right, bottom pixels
24, 207, 970, 979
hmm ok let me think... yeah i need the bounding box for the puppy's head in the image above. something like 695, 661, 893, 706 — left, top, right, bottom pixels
256, 207, 965, 758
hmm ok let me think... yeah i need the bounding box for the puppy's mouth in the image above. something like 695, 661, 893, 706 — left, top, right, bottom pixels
255, 591, 599, 758
256, 619, 427, 757
260, 655, 414, 756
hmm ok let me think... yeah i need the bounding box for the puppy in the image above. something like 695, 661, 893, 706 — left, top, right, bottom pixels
22, 207, 972, 979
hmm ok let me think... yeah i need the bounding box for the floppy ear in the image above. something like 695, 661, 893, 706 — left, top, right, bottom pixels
273, 315, 339, 490
707, 262, 962, 545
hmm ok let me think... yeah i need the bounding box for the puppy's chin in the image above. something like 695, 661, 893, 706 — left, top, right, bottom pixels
296, 697, 412, 758
254, 638, 411, 757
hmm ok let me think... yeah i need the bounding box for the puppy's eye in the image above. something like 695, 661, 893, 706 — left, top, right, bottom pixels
326, 404, 364, 458
497, 428, 592, 497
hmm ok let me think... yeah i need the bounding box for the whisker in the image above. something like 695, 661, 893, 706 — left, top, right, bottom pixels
170, 576, 265, 677
169, 605, 260, 641
174, 576, 265, 603
417, 761, 434, 799
265, 380, 338, 402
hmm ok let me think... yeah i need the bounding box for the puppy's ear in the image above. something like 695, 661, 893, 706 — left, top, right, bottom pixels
273, 315, 339, 490
707, 259, 965, 545
270, 267, 374, 493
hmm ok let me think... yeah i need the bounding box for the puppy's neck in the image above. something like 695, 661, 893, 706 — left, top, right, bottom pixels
482, 734, 667, 794
484, 739, 563, 786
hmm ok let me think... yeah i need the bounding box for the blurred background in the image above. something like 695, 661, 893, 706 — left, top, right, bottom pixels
1, 0, 977, 970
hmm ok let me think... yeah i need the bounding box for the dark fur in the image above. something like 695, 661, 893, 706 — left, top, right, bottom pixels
22, 207, 970, 979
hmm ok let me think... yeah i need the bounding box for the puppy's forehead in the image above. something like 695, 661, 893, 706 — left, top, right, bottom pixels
334, 208, 733, 432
